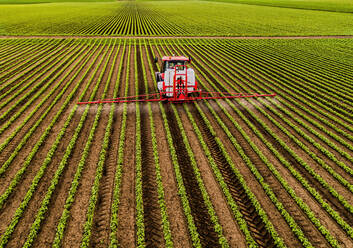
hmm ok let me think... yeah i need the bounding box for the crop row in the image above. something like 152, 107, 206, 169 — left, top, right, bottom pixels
75, 3, 186, 36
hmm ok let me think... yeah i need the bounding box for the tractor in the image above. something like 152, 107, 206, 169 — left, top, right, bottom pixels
155, 56, 197, 101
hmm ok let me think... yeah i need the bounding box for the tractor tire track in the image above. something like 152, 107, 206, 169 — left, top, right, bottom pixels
215, 100, 330, 248
217, 51, 353, 216
140, 103, 165, 248
189, 43, 353, 246
170, 40, 300, 246
178, 104, 246, 247
198, 100, 302, 248
136, 44, 165, 248
59, 44, 114, 248
189, 45, 336, 246
191, 103, 276, 248
165, 103, 221, 248
235, 100, 353, 247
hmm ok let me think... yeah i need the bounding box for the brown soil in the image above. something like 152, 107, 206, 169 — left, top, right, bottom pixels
218, 43, 353, 136
0, 42, 68, 117
136, 44, 166, 248
0, 43, 83, 151
0, 42, 66, 95
236, 99, 353, 247
0, 43, 97, 193
0, 42, 50, 79
149, 103, 192, 248
178, 41, 330, 247
242, 98, 353, 224
259, 100, 353, 186
0, 44, 87, 211
164, 103, 221, 247
200, 100, 301, 247
217, 46, 353, 200
179, 42, 300, 246
156, 42, 226, 247
273, 99, 353, 166
187, 39, 353, 246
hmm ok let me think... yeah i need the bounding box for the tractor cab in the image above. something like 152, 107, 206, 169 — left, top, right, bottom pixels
161, 56, 189, 72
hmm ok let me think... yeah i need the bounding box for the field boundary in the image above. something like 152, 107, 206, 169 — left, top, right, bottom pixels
1, 35, 353, 40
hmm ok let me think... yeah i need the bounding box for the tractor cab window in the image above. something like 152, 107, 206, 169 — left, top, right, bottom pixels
163, 60, 185, 71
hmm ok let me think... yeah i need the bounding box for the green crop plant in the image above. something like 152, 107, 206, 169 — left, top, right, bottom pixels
109, 40, 129, 248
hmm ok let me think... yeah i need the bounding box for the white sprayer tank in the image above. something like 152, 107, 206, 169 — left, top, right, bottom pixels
157, 67, 196, 97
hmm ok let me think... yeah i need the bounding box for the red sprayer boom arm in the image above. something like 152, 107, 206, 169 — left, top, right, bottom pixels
77, 91, 276, 104
77, 59, 276, 105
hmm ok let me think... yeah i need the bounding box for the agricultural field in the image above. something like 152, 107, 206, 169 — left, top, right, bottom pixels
1, 1, 353, 36
0, 37, 353, 248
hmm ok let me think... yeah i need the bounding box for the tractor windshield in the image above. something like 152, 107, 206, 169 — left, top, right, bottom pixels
165, 60, 185, 70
